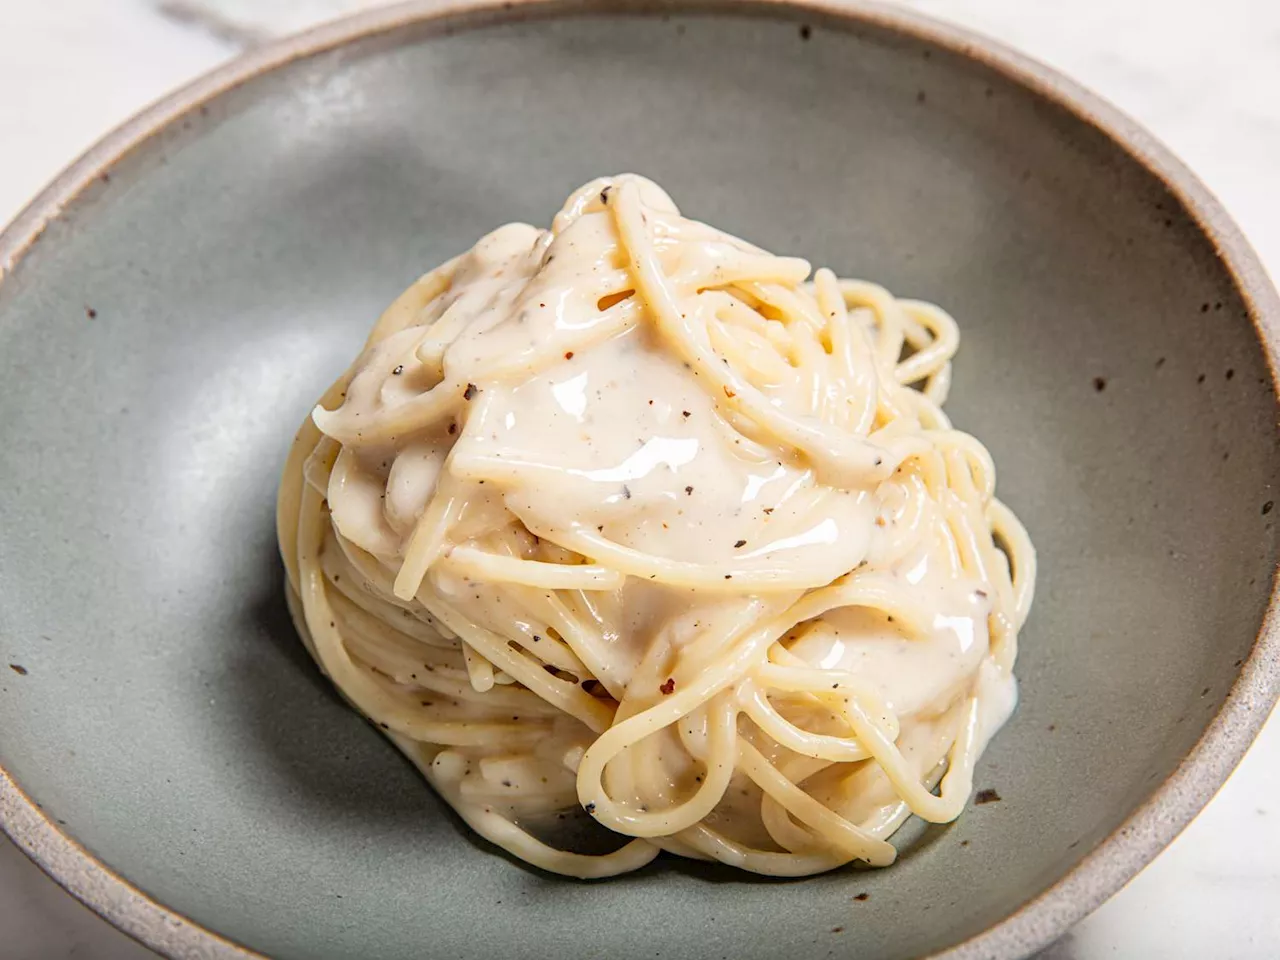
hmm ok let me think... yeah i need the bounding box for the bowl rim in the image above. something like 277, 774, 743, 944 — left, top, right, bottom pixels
1, 1, 1277, 957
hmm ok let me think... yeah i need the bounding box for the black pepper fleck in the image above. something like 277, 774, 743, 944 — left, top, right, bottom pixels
799, 24, 811, 40
974, 788, 1001, 805
1263, 501, 1274, 515
1093, 376, 1107, 392
463, 383, 478, 400
392, 365, 404, 375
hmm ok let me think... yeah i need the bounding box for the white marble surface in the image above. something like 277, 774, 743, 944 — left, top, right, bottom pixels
0, 0, 1276, 957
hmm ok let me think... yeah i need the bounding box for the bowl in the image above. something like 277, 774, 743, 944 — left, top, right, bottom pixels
1, 2, 1277, 958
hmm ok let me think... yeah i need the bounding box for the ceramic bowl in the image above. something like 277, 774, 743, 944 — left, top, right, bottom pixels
1, 2, 1277, 958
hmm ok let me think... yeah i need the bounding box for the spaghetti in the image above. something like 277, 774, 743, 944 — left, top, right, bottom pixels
277, 175, 1035, 878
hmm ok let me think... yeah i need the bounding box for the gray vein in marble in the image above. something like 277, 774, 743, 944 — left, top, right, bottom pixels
155, 1, 264, 47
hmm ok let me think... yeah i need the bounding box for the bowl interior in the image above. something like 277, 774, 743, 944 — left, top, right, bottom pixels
1, 7, 1276, 960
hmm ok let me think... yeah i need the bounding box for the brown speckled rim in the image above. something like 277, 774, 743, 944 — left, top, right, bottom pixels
1, 1, 1277, 957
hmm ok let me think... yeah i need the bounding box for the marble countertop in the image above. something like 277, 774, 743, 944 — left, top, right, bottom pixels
0, 0, 1276, 957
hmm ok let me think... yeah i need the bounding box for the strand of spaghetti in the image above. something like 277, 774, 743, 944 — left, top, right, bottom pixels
755, 657, 902, 743
326, 584, 457, 655
814, 267, 879, 435
737, 279, 826, 332
439, 546, 626, 590
737, 683, 875, 763
868, 473, 934, 570
504, 618, 588, 676
735, 739, 895, 865
678, 823, 852, 876
706, 309, 792, 382
576, 571, 916, 814
837, 279, 908, 374
330, 519, 597, 721
932, 429, 997, 501
466, 296, 645, 382
395, 737, 660, 879
411, 587, 614, 733
844, 691, 981, 823
493, 509, 867, 593
393, 468, 467, 601
759, 775, 828, 853
989, 497, 1037, 629
654, 596, 776, 696
312, 377, 463, 447
297, 487, 549, 744
320, 545, 460, 650
507, 587, 624, 697
460, 246, 805, 386
363, 254, 461, 349
584, 693, 739, 838
461, 642, 495, 693
302, 435, 340, 498
277, 378, 346, 595
339, 618, 550, 711
611, 181, 893, 488
895, 299, 960, 385
943, 492, 1019, 670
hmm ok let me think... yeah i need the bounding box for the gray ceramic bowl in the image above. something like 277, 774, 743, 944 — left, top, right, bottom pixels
1, 2, 1277, 958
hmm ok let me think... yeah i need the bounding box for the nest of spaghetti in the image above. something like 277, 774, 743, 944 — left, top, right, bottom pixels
277, 174, 1035, 878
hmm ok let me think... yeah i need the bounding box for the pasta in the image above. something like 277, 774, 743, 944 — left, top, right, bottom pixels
276, 175, 1035, 878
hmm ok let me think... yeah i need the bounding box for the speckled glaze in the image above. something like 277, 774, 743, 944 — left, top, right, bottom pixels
0, 2, 1277, 958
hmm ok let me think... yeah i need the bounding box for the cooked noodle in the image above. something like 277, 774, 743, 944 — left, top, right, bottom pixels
277, 175, 1035, 878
